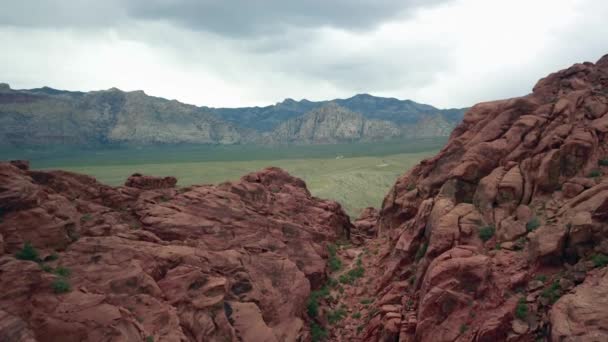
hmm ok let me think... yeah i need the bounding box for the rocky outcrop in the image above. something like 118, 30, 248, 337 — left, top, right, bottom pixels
0, 162, 352, 341
359, 55, 608, 341
260, 103, 401, 144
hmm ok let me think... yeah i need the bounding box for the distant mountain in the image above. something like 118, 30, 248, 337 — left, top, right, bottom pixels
0, 83, 467, 147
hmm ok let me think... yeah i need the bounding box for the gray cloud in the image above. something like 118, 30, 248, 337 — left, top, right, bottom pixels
125, 0, 450, 37
0, 0, 606, 109
0, 0, 450, 36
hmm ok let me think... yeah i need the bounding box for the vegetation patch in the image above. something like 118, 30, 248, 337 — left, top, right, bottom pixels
307, 286, 331, 318
599, 159, 608, 166
526, 217, 541, 232
327, 244, 342, 272
478, 225, 495, 242
310, 323, 328, 342
15, 242, 40, 262
588, 169, 602, 178
515, 297, 528, 320
327, 307, 347, 325
541, 281, 562, 304
592, 254, 608, 268
360, 298, 373, 305
54, 266, 71, 277
352, 312, 361, 319
52, 278, 71, 294
460, 324, 469, 334
339, 263, 365, 285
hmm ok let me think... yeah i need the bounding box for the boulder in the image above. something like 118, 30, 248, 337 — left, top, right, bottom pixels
551, 270, 608, 341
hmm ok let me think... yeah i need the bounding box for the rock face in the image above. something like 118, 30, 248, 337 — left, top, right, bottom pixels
359, 55, 608, 341
0, 86, 465, 147
0, 163, 352, 341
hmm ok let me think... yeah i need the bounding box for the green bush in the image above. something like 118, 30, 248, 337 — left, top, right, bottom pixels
515, 297, 528, 320
145, 337, 154, 342
327, 244, 342, 272
478, 225, 495, 242
352, 312, 361, 319
81, 213, 93, 222
535, 274, 547, 282
15, 242, 39, 261
360, 298, 372, 305
592, 254, 608, 268
460, 324, 469, 334
526, 217, 541, 232
415, 242, 428, 261
311, 323, 328, 342
599, 159, 608, 166
54, 266, 71, 277
52, 278, 71, 294
588, 169, 602, 178
307, 286, 331, 318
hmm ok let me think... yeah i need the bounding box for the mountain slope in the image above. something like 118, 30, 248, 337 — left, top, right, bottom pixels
0, 85, 246, 146
208, 93, 466, 132
325, 54, 608, 341
0, 84, 466, 147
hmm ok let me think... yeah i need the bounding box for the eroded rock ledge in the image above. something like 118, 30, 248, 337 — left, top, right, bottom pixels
0, 164, 352, 341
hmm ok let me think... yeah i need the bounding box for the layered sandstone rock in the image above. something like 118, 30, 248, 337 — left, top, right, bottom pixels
0, 163, 352, 341
363, 55, 608, 341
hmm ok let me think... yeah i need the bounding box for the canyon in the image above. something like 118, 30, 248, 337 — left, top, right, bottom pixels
1, 54, 608, 342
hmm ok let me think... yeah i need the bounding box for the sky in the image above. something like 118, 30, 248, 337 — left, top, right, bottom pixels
0, 0, 607, 109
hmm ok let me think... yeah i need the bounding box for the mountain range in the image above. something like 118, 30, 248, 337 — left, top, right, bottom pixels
0, 83, 466, 147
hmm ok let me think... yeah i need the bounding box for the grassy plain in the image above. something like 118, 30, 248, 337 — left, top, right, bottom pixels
1, 139, 444, 216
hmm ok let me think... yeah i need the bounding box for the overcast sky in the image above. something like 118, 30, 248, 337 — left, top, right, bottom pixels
1, 0, 607, 108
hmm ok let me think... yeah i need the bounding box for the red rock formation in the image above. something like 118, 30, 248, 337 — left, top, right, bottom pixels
125, 173, 178, 189
363, 55, 608, 341
0, 164, 352, 341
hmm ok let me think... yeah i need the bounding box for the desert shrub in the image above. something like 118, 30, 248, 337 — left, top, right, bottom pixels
478, 225, 495, 242
145, 336, 154, 342
588, 169, 602, 178
307, 286, 330, 318
541, 281, 561, 304
515, 297, 528, 320
352, 312, 361, 319
526, 217, 541, 232
592, 254, 608, 268
599, 159, 608, 166
327, 244, 342, 272
15, 242, 39, 261
311, 323, 327, 342
52, 278, 71, 294
54, 266, 71, 277
460, 324, 469, 334
415, 242, 428, 261
535, 274, 547, 282
81, 214, 92, 222
327, 307, 347, 324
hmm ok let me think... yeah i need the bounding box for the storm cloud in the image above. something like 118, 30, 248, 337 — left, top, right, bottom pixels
0, 0, 607, 108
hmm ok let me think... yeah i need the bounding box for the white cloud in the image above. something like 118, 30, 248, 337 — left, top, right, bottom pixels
0, 0, 606, 108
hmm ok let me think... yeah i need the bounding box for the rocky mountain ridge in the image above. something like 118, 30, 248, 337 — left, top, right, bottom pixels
0, 84, 465, 147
